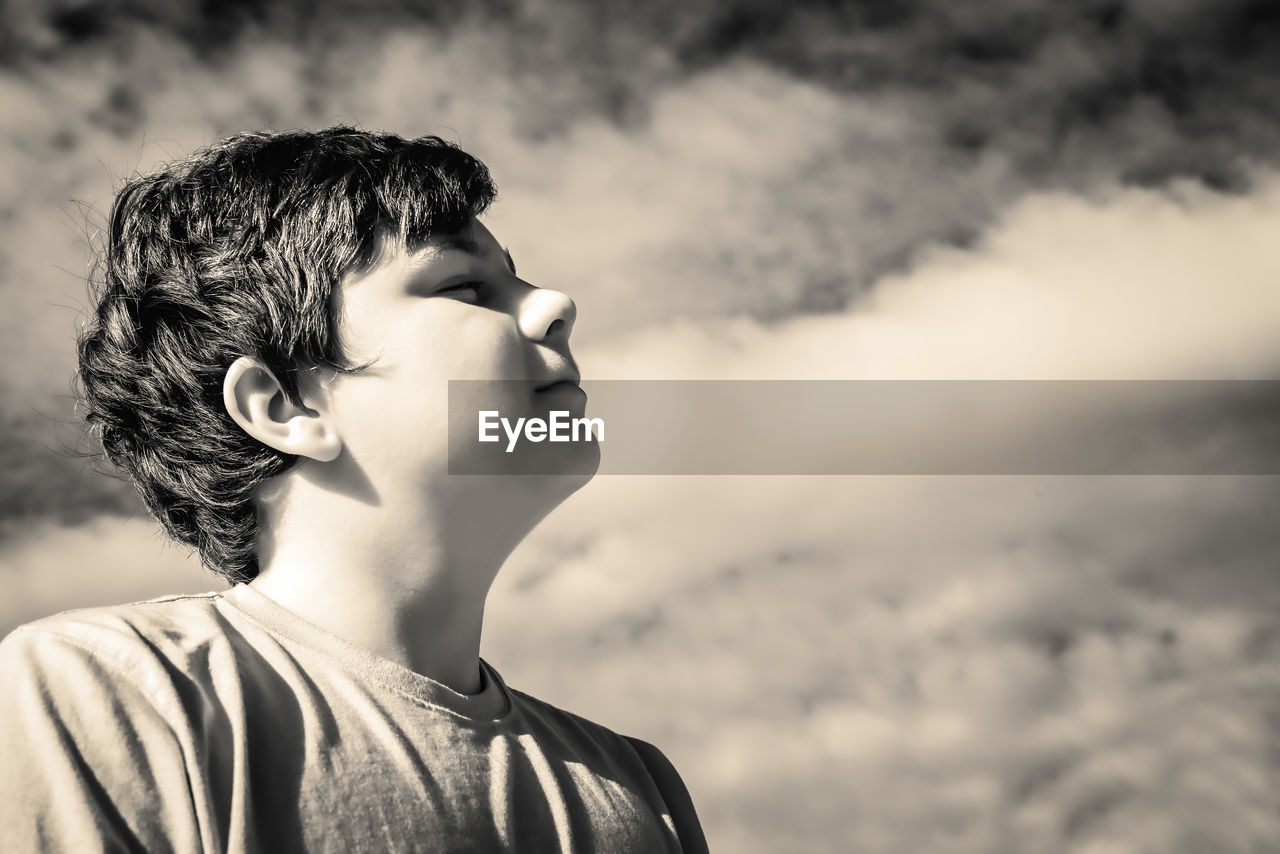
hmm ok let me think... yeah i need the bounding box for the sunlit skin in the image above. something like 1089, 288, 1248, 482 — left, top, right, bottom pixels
222, 217, 598, 694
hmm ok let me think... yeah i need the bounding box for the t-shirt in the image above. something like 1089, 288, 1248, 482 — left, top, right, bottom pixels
0, 586, 708, 853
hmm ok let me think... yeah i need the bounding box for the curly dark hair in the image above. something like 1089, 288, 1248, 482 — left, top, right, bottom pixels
76, 127, 498, 584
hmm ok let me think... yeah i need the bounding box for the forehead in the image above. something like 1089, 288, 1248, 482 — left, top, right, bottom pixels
370, 219, 513, 273
337, 219, 515, 299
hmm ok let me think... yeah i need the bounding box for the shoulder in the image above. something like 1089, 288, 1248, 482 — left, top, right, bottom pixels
6, 592, 227, 643
504, 687, 709, 853
506, 685, 635, 747
618, 735, 708, 853
504, 685, 670, 770
0, 593, 231, 699
0, 599, 223, 851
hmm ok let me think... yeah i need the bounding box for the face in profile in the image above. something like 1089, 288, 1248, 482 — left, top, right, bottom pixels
318, 217, 600, 513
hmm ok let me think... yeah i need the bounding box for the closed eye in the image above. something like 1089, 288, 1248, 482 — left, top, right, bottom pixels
436, 281, 482, 299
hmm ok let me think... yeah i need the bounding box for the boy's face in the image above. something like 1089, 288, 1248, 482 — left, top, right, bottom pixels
314, 217, 597, 514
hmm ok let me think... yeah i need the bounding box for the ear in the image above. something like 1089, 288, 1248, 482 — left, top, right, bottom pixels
222, 356, 342, 462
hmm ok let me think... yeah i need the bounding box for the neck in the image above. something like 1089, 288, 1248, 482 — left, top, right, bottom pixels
249, 496, 529, 696
246, 457, 580, 694
250, 556, 489, 694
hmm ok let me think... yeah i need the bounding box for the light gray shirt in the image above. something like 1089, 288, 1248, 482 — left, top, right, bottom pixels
0, 586, 707, 853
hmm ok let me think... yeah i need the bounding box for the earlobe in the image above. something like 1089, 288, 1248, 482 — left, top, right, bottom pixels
222, 356, 342, 462
285, 414, 342, 463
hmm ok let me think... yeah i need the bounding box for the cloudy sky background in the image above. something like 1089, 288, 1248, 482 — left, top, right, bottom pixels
2, 1, 1279, 850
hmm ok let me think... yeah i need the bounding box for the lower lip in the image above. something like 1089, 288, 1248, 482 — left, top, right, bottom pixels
538, 381, 585, 396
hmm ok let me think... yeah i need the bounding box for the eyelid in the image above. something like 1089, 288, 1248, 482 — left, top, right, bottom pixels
414, 280, 481, 304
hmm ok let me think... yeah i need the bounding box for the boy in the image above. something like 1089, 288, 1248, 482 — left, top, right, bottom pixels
0, 127, 707, 852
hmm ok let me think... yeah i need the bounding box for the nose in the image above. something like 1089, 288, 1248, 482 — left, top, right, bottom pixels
518, 288, 577, 342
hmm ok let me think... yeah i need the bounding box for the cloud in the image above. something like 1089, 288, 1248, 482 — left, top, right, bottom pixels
0, 517, 216, 637
486, 473, 1280, 853
578, 173, 1280, 381
5, 0, 1280, 405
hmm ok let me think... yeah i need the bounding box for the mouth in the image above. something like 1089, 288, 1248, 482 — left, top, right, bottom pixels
535, 370, 581, 392
535, 378, 582, 393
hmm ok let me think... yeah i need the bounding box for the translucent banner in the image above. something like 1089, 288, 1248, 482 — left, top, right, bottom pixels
447, 380, 1280, 475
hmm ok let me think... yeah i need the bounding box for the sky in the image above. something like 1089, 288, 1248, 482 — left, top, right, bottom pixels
1, 1, 1279, 850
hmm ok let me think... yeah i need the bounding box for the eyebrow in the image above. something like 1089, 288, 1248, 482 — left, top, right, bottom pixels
433, 234, 517, 275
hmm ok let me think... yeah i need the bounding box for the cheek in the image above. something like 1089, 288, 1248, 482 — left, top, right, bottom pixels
440, 311, 527, 380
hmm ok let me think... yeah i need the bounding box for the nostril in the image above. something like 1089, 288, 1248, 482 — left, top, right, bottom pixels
518, 288, 576, 341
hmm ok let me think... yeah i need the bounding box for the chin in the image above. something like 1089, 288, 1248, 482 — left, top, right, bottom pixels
506, 439, 599, 503
525, 441, 600, 486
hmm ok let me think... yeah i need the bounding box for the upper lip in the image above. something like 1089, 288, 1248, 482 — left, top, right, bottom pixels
535, 370, 581, 391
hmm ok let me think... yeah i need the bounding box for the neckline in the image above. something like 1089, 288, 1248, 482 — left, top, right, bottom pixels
217, 583, 513, 724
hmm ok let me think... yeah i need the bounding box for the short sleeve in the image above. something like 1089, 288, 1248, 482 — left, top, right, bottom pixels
625, 736, 710, 854
0, 625, 203, 854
